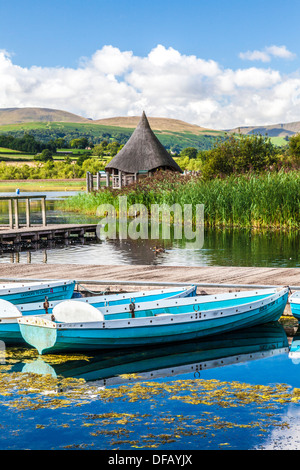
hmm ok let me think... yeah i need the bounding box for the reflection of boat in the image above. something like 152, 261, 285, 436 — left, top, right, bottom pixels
289, 292, 300, 320
18, 287, 289, 354
0, 285, 196, 345
21, 322, 289, 385
0, 279, 75, 304
289, 329, 300, 363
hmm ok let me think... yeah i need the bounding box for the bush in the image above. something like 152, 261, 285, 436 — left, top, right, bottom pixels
34, 149, 53, 162
202, 134, 278, 178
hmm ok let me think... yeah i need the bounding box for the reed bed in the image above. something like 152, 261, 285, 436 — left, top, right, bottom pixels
61, 170, 300, 229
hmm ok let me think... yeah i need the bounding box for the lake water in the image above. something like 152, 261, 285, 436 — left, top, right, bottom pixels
0, 194, 298, 267
1, 322, 300, 450
0, 191, 299, 451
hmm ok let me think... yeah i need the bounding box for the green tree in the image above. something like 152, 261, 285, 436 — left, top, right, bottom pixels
70, 137, 89, 149
202, 134, 278, 179
180, 147, 198, 159
288, 134, 300, 165
34, 149, 53, 162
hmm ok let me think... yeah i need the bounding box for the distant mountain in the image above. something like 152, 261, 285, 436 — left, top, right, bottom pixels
0, 107, 224, 152
1, 107, 297, 151
228, 121, 300, 137
94, 116, 215, 135
0, 107, 90, 125
0, 107, 217, 134
1, 107, 300, 138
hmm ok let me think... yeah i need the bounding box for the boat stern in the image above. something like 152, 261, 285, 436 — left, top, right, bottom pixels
18, 316, 57, 355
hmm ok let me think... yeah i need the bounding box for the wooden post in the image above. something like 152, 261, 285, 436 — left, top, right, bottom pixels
25, 198, 31, 227
96, 172, 100, 190
14, 198, 19, 229
41, 197, 47, 226
106, 171, 110, 187
86, 172, 90, 192
90, 172, 94, 191
8, 199, 13, 229
119, 170, 122, 189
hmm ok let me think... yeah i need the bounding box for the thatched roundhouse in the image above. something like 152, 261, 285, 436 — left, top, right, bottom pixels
105, 111, 183, 188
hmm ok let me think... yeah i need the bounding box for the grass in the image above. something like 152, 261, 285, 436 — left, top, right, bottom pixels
0, 179, 85, 192
60, 170, 300, 229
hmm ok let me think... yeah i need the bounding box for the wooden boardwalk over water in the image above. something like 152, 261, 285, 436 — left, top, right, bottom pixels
0, 224, 97, 244
0, 264, 299, 291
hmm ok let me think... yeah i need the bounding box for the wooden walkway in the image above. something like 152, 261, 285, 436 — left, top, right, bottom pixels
0, 264, 299, 290
0, 224, 97, 244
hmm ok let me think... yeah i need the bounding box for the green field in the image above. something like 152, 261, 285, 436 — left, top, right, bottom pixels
0, 121, 226, 152
0, 179, 85, 192
269, 136, 289, 147
0, 120, 290, 155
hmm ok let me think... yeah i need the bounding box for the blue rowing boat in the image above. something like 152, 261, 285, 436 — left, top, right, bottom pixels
0, 280, 75, 304
289, 292, 300, 320
18, 287, 289, 355
0, 285, 196, 344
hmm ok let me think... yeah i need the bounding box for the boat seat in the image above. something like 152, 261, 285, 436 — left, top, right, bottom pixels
52, 300, 104, 323
0, 299, 22, 318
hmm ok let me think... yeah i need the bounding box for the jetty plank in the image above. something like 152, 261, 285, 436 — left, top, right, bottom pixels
0, 224, 97, 242
0, 264, 298, 289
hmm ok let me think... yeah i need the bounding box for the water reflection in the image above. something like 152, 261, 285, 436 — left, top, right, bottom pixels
9, 322, 289, 385
289, 331, 300, 364
0, 197, 298, 267
1, 322, 300, 450
1, 228, 299, 267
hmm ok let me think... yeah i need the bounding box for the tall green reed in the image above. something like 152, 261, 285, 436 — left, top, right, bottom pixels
61, 170, 299, 229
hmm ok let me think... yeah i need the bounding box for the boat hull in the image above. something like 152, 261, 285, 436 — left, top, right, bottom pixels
289, 292, 300, 320
0, 285, 196, 345
18, 288, 289, 354
0, 280, 75, 305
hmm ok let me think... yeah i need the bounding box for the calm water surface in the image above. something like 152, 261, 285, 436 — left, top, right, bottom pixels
0, 191, 299, 451
0, 196, 298, 267
1, 322, 300, 450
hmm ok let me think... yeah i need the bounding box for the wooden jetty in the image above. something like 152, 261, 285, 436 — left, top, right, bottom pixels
0, 194, 97, 246
0, 264, 299, 292
0, 224, 97, 244
0, 195, 47, 229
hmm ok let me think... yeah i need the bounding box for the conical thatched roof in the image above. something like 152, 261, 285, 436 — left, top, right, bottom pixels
105, 111, 183, 174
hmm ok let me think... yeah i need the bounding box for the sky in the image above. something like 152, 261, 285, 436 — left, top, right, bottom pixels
1, 0, 300, 129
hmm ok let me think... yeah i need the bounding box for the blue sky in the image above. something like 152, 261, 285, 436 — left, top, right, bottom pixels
1, 0, 300, 128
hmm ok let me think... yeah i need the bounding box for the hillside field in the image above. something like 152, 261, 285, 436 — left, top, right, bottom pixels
0, 120, 227, 153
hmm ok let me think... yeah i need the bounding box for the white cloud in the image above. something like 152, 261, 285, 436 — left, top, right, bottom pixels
1, 45, 300, 129
239, 45, 296, 62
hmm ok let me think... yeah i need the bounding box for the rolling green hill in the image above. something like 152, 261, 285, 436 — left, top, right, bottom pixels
0, 107, 294, 152
0, 112, 226, 152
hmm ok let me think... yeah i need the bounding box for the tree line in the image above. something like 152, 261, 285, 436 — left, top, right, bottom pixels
176, 133, 300, 176
0, 131, 299, 180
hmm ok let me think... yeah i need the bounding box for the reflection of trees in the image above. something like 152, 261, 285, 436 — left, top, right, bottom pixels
0, 200, 299, 267
203, 228, 299, 267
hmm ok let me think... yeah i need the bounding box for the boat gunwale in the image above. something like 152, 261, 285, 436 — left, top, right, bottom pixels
14, 285, 196, 312
17, 287, 289, 331
99, 287, 284, 315
0, 279, 75, 296
290, 291, 300, 304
